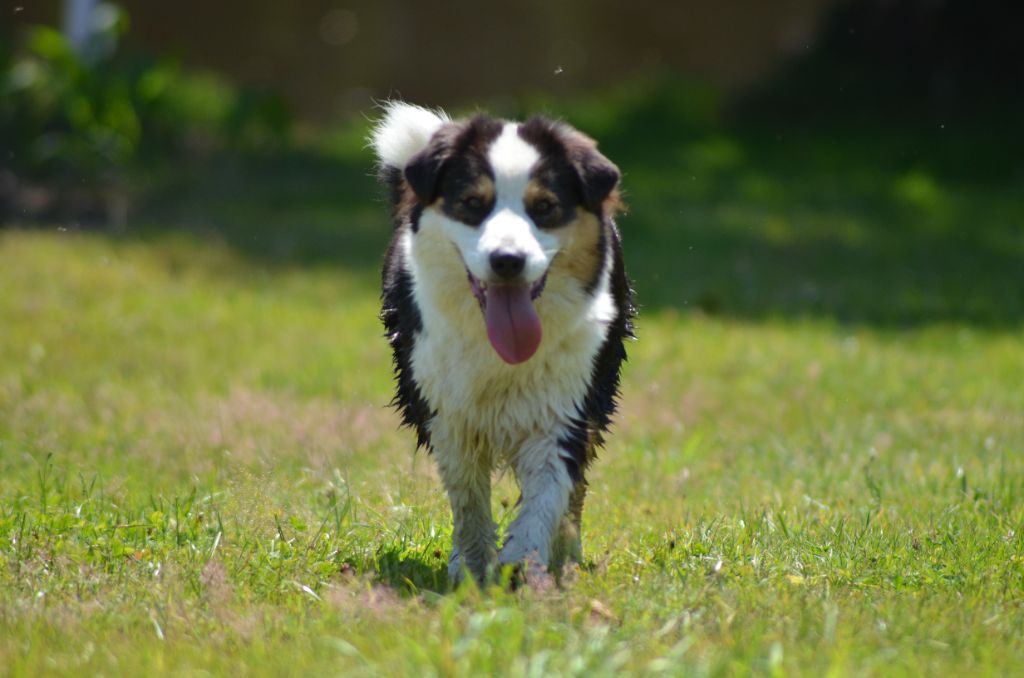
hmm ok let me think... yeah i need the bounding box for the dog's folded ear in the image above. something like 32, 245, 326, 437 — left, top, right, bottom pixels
404, 125, 458, 204
562, 128, 620, 213
572, 148, 620, 213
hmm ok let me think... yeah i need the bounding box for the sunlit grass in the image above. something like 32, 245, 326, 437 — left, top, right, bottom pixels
1, 222, 1022, 675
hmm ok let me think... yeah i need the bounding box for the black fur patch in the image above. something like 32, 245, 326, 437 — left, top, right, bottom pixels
378, 165, 404, 227
518, 116, 621, 215
403, 124, 460, 204
518, 118, 585, 229
380, 234, 434, 449
437, 157, 496, 227
525, 158, 582, 229
407, 202, 424, 233
585, 225, 636, 429
559, 223, 636, 482
583, 226, 608, 296
558, 414, 591, 484
404, 115, 502, 216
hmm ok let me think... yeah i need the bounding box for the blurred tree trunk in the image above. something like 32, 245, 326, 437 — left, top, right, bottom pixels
62, 0, 97, 54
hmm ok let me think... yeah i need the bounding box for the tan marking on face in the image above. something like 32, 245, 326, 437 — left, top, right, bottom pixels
553, 208, 603, 287
468, 176, 495, 202
524, 180, 558, 207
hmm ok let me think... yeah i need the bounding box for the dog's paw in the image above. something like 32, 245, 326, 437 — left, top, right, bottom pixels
507, 559, 556, 592
448, 546, 497, 587
498, 547, 556, 591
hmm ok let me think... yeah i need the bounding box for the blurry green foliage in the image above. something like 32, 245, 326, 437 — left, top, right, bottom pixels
0, 5, 289, 185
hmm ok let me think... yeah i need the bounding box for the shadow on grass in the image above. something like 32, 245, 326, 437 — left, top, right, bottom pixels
17, 67, 994, 329
134, 149, 389, 274
124, 99, 1023, 330
372, 543, 451, 595
587, 87, 1023, 328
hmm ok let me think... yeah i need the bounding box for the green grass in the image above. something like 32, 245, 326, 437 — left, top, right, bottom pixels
2, 93, 1023, 675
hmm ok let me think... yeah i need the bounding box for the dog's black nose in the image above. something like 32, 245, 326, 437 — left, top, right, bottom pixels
489, 251, 526, 280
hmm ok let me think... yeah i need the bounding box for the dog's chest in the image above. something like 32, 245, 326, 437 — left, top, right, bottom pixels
397, 222, 616, 455
409, 295, 605, 454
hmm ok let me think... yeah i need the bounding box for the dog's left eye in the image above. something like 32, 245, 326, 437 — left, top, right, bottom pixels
462, 196, 485, 210
532, 198, 555, 215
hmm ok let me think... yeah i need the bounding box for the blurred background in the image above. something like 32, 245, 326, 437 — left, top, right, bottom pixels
2, 0, 1022, 325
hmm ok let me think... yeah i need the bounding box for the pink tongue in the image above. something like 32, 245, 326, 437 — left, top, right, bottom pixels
484, 285, 542, 364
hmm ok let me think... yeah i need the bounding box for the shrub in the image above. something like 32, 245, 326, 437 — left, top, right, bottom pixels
0, 4, 289, 221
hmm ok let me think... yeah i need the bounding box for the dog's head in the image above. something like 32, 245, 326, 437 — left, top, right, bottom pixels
377, 106, 621, 365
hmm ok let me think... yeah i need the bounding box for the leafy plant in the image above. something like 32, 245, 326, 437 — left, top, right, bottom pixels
0, 5, 288, 190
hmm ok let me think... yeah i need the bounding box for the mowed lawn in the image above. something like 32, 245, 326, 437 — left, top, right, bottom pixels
2, 108, 1023, 675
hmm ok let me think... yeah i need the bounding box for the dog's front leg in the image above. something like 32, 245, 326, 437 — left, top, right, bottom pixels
499, 436, 574, 580
436, 450, 496, 585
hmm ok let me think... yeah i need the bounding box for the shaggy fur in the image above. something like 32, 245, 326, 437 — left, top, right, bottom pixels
371, 102, 634, 584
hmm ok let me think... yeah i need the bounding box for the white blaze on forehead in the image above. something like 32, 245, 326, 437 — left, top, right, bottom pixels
429, 121, 555, 286
487, 123, 540, 205
468, 123, 552, 283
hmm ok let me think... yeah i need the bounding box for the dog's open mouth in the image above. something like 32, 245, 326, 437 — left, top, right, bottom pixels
467, 270, 547, 365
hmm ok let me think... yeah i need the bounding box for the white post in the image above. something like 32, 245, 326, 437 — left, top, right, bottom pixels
62, 0, 99, 55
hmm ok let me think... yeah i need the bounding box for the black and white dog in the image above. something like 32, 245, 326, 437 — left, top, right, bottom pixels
371, 103, 634, 584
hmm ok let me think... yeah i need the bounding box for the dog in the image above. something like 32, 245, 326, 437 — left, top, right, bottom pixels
370, 102, 634, 585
